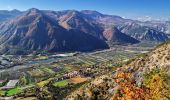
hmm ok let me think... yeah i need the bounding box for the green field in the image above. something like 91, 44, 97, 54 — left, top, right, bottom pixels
53, 80, 69, 87
7, 88, 22, 96
0, 88, 23, 96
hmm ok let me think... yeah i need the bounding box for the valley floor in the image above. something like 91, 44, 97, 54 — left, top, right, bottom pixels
0, 43, 157, 99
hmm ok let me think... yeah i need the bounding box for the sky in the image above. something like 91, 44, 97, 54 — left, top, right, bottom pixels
0, 0, 170, 21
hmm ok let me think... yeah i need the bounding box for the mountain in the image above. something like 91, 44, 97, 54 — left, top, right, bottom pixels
0, 9, 22, 22
65, 40, 170, 99
134, 20, 170, 34
119, 22, 170, 41
81, 10, 132, 26
58, 10, 104, 39
0, 8, 170, 54
0, 8, 108, 54
81, 10, 170, 42
103, 27, 139, 44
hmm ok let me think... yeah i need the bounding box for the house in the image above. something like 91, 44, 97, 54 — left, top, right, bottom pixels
0, 80, 6, 84
1, 80, 19, 90
0, 96, 13, 100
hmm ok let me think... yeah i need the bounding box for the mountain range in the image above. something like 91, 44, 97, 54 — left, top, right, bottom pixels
0, 8, 170, 54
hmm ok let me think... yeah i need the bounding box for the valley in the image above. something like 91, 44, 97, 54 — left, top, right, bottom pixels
0, 42, 155, 99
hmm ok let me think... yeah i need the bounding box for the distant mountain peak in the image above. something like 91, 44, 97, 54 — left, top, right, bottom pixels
28, 8, 40, 11
81, 10, 102, 15
11, 9, 20, 12
25, 8, 41, 15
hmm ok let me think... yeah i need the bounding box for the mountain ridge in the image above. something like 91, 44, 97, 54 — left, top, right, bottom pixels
0, 8, 169, 54
0, 8, 140, 54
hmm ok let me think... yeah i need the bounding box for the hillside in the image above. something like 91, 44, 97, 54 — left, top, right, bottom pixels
103, 27, 139, 44
65, 41, 170, 100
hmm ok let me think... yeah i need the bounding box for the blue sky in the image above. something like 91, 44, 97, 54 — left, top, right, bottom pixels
0, 0, 170, 20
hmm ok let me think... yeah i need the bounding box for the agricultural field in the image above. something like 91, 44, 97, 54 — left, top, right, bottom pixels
53, 76, 87, 87
53, 80, 69, 87
0, 87, 23, 96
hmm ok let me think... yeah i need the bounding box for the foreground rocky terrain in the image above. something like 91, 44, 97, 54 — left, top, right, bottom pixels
65, 41, 170, 100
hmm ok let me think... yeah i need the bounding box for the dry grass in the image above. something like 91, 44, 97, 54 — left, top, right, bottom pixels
37, 78, 53, 88
70, 76, 87, 84
15, 97, 37, 100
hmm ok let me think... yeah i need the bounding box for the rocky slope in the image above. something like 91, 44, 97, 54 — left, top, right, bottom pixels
58, 10, 104, 40
65, 41, 170, 100
103, 27, 139, 44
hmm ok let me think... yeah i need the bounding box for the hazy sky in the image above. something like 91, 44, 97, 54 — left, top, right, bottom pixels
0, 0, 170, 20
